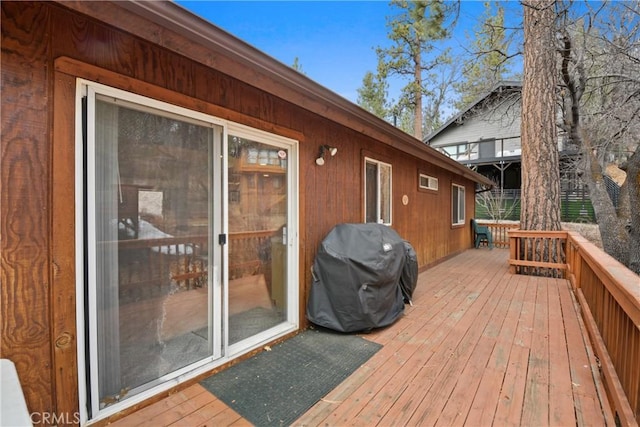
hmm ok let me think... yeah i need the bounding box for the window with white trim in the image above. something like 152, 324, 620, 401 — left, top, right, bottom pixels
419, 173, 438, 191
452, 183, 466, 225
364, 157, 392, 225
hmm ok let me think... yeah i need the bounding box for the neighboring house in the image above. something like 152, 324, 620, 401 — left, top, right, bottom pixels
426, 81, 528, 190
425, 81, 594, 222
1, 1, 492, 425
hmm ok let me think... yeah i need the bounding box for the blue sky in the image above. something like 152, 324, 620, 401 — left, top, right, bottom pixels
176, 1, 521, 103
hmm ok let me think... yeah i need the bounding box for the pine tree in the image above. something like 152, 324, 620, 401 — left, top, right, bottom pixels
375, 0, 454, 140
454, 2, 513, 111
292, 57, 305, 74
357, 70, 390, 120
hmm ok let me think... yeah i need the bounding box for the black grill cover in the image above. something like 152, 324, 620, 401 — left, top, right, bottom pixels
399, 241, 418, 304
307, 223, 406, 332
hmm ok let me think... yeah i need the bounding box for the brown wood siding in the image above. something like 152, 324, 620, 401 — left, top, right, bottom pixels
1, 1, 476, 421
1, 1, 55, 418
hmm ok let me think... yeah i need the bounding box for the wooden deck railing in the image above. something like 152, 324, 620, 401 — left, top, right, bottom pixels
228, 229, 277, 279
115, 230, 277, 301
508, 229, 568, 277
509, 229, 640, 425
477, 221, 519, 249
118, 235, 209, 299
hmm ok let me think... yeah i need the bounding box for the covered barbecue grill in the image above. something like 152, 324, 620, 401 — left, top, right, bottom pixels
307, 223, 417, 333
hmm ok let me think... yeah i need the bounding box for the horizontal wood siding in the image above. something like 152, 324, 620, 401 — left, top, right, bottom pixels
1, 1, 477, 420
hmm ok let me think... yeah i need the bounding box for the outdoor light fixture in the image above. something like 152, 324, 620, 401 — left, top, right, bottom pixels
315, 145, 338, 166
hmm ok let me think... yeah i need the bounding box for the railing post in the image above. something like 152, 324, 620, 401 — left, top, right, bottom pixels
509, 233, 517, 274
566, 238, 574, 284
573, 243, 582, 290
566, 233, 581, 290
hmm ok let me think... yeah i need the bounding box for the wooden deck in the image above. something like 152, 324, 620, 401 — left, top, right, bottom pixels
110, 249, 614, 426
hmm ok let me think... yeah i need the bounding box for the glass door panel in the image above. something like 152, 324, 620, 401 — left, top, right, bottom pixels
227, 135, 288, 345
89, 94, 221, 411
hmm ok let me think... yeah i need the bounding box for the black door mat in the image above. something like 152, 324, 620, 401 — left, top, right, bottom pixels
200, 327, 382, 426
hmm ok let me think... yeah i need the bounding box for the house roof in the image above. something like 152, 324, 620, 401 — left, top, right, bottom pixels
56, 0, 492, 187
424, 81, 522, 144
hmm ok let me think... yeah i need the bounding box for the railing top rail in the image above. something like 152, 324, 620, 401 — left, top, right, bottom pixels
229, 229, 278, 239
117, 235, 209, 249
112, 229, 278, 250
481, 223, 520, 228
508, 229, 569, 238
566, 231, 640, 328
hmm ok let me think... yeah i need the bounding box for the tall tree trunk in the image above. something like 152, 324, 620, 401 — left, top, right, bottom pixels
622, 145, 640, 274
580, 133, 630, 266
520, 0, 562, 232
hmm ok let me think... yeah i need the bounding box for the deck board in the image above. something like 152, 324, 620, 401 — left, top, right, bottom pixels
109, 249, 612, 426
466, 271, 525, 425
521, 276, 550, 426
557, 276, 617, 425
405, 275, 506, 425
547, 278, 578, 427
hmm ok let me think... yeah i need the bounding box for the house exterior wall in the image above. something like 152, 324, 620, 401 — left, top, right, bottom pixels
429, 100, 522, 153
1, 1, 480, 422
429, 94, 566, 162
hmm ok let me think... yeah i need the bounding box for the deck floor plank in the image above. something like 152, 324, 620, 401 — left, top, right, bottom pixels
349, 273, 500, 426
436, 271, 521, 426
298, 311, 435, 426
312, 253, 506, 426
410, 273, 510, 426
557, 277, 614, 426
547, 277, 579, 427
521, 276, 550, 427
464, 271, 526, 426
108, 249, 613, 427
108, 384, 205, 426
492, 343, 531, 426
382, 255, 507, 425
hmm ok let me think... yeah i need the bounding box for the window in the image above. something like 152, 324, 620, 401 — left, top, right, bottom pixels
419, 173, 438, 191
452, 183, 466, 225
441, 143, 478, 161
364, 158, 392, 224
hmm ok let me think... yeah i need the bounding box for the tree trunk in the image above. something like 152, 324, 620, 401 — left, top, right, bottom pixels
580, 133, 630, 266
557, 14, 636, 273
622, 145, 640, 274
520, 0, 562, 232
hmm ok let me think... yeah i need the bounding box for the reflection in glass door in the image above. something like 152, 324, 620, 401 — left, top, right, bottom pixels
227, 134, 289, 346
86, 89, 222, 414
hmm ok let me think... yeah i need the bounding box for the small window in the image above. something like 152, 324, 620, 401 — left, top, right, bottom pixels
419, 173, 438, 191
452, 183, 466, 225
364, 158, 392, 225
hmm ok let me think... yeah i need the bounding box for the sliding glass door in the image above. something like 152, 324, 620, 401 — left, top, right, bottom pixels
227, 133, 292, 348
86, 88, 223, 414
81, 83, 298, 419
